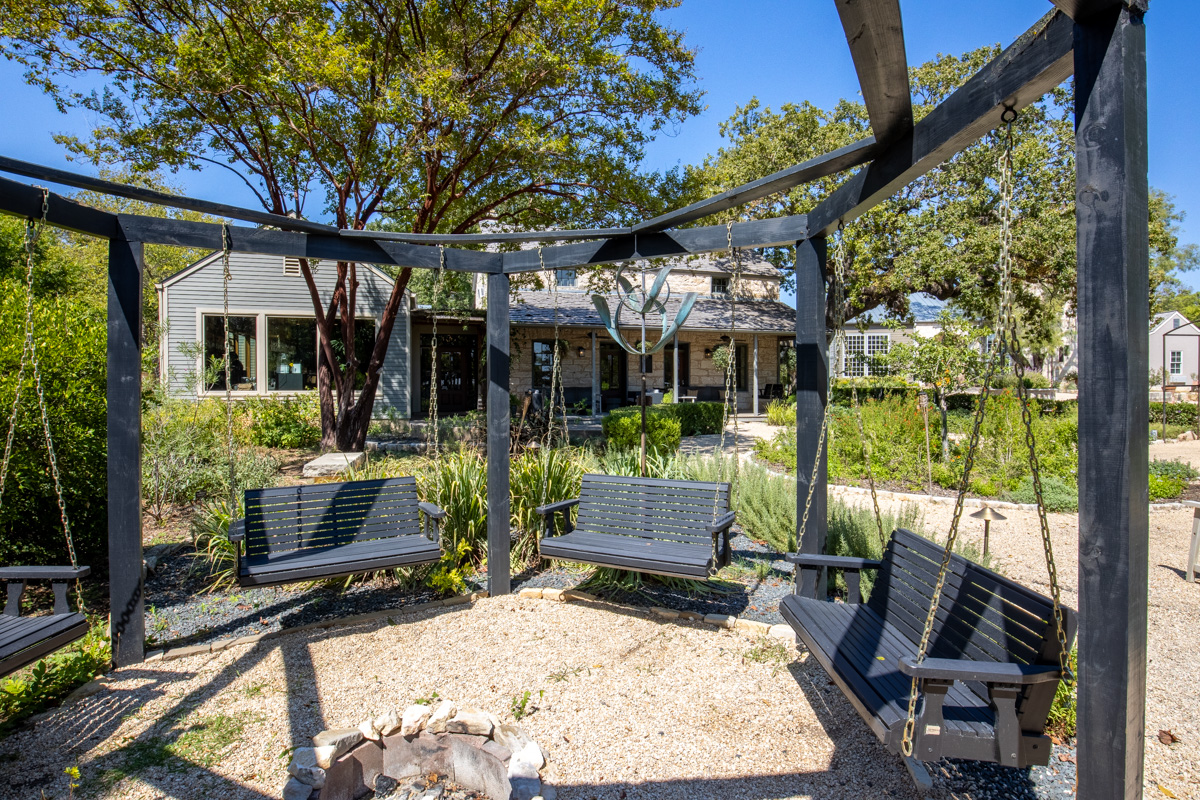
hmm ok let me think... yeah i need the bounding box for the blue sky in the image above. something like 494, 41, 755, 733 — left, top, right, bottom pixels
0, 1, 1195, 292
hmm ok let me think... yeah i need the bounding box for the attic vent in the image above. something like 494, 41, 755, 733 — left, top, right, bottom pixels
283, 257, 302, 275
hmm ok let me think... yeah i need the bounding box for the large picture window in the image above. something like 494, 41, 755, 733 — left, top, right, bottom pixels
203, 315, 257, 391
268, 317, 317, 391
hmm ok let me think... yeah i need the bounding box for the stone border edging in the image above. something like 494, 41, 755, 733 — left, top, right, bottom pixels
831, 483, 1189, 513
145, 591, 488, 663
515, 587, 799, 645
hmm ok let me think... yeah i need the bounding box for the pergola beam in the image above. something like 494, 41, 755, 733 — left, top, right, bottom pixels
0, 175, 118, 238
1050, 0, 1139, 21
834, 0, 913, 145
807, 9, 1075, 237
502, 215, 808, 273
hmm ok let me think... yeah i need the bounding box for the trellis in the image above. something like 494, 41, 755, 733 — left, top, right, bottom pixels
0, 2, 1150, 797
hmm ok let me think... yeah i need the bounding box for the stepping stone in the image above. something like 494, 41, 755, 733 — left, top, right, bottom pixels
303, 451, 366, 477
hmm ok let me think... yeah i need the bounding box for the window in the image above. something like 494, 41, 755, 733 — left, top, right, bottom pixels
735, 343, 748, 391
267, 317, 317, 391
639, 354, 653, 374
777, 338, 795, 391
1174, 317, 1182, 329
867, 333, 890, 375
1170, 350, 1182, 376
555, 269, 576, 288
664, 343, 690, 389
532, 339, 559, 390
844, 334, 866, 377
203, 315, 258, 391
711, 277, 729, 297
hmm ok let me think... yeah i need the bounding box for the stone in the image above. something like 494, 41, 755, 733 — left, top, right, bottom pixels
518, 588, 544, 600
1181, 430, 1197, 441
481, 739, 512, 764
449, 733, 487, 749
447, 734, 512, 799
312, 745, 340, 769
540, 785, 559, 800
400, 703, 432, 737
447, 708, 493, 737
375, 708, 403, 737
287, 761, 327, 788
65, 677, 108, 702
492, 724, 535, 754
510, 776, 543, 800
382, 731, 453, 782
425, 699, 456, 733
373, 775, 402, 800
282, 777, 315, 800
359, 717, 382, 741
312, 728, 363, 761
649, 607, 679, 621
562, 589, 595, 602
735, 618, 771, 636
677, 610, 705, 622
302, 451, 366, 478
704, 613, 736, 629
442, 594, 472, 607
508, 755, 541, 780
511, 741, 546, 772
542, 588, 565, 602
767, 624, 798, 644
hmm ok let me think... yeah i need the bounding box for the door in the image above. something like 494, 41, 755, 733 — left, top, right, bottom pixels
598, 343, 627, 411
421, 334, 478, 416
664, 343, 690, 393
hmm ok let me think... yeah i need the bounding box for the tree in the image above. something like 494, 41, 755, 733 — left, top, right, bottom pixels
882, 311, 988, 461
2, 0, 702, 449
1151, 190, 1200, 316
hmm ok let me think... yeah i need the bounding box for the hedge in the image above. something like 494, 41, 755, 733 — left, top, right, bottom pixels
601, 411, 682, 453
607, 401, 724, 436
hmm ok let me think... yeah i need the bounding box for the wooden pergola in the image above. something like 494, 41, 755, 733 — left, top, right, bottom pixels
0, 2, 1150, 797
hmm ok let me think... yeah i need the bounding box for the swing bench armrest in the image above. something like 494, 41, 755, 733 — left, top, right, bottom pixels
227, 520, 245, 544
418, 502, 447, 520
535, 498, 579, 516
0, 566, 91, 581
785, 554, 881, 570
898, 656, 1063, 685
706, 511, 737, 533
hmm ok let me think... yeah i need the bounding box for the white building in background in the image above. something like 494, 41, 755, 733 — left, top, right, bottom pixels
1150, 310, 1200, 386
836, 293, 945, 377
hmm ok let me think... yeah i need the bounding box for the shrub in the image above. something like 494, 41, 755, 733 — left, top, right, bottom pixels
1005, 475, 1078, 512
509, 448, 584, 569
413, 449, 488, 570
247, 394, 321, 448
766, 399, 796, 427
828, 396, 927, 487
754, 426, 796, 470
192, 497, 243, 591
0, 291, 107, 567
1149, 402, 1198, 428
669, 402, 725, 436
1148, 458, 1196, 500
602, 410, 681, 454
825, 500, 923, 599
1149, 473, 1185, 501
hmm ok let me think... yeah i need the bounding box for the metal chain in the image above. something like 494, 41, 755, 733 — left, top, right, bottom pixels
542, 247, 568, 452
221, 225, 237, 516
427, 247, 446, 455
711, 222, 741, 569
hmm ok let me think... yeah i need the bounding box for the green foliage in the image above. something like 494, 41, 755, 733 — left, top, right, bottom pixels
667, 402, 726, 436
1147, 460, 1196, 501
0, 620, 110, 733
510, 689, 542, 721
742, 637, 792, 676
828, 396, 928, 487
246, 395, 321, 448
413, 450, 489, 571
753, 426, 796, 470
602, 410, 682, 454
191, 497, 243, 591
1046, 647, 1078, 740
509, 448, 585, 570
1005, 476, 1079, 512
765, 399, 796, 427
0, 289, 108, 566
1149, 402, 1199, 428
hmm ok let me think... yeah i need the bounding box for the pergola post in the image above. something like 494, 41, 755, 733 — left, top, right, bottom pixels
752, 334, 760, 416
486, 273, 512, 596
107, 235, 145, 667
1074, 5, 1149, 799
591, 332, 600, 417
795, 237, 828, 599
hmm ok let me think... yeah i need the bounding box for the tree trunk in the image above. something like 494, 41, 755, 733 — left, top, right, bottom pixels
939, 393, 950, 462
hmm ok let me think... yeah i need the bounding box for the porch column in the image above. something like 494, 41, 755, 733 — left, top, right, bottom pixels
673, 334, 680, 400
108, 235, 145, 666
1075, 6, 1149, 800
753, 334, 760, 416
486, 273, 511, 596
591, 332, 600, 418
795, 237, 828, 599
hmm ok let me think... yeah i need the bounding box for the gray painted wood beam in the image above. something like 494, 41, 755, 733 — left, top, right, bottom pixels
107, 235, 145, 667
808, 9, 1075, 237
486, 273, 512, 596
503, 216, 808, 273
0, 176, 117, 238
1051, 0, 1141, 22
835, 0, 913, 145
1074, 5, 1149, 799
341, 227, 633, 244
116, 216, 503, 273
633, 140, 876, 233
795, 237, 828, 600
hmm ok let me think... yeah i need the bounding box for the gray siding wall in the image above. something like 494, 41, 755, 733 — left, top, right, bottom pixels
159, 252, 411, 417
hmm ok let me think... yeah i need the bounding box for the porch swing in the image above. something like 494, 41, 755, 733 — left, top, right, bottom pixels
780, 112, 1077, 768
536, 232, 742, 580
0, 190, 91, 678
225, 238, 446, 587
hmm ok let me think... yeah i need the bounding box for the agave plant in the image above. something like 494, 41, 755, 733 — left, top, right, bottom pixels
192, 496, 245, 592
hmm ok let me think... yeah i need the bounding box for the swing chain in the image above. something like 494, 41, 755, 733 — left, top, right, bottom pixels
711, 222, 742, 570
426, 246, 446, 455
221, 224, 237, 515
542, 246, 568, 453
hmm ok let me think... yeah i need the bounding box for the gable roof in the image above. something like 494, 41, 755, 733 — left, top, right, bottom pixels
510, 292, 795, 334
847, 293, 947, 326
157, 251, 397, 289
1151, 310, 1190, 333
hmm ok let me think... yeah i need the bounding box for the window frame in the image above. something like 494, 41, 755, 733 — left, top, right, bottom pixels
555, 269, 577, 289
1170, 350, 1183, 376
711, 276, 729, 297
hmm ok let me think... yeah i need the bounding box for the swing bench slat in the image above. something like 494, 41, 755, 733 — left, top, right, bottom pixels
0, 566, 90, 678
229, 477, 445, 587
536, 474, 736, 579
781, 528, 1075, 768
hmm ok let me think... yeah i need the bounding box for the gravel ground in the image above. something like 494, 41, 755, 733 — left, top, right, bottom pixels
0, 597, 916, 800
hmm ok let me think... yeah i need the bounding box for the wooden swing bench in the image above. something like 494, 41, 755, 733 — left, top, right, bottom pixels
781, 528, 1075, 767
0, 566, 90, 678
229, 477, 446, 587
536, 474, 736, 579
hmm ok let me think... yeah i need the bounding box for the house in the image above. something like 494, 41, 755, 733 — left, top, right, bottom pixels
156, 252, 414, 414
836, 294, 945, 377
156, 251, 797, 418
1150, 310, 1200, 387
